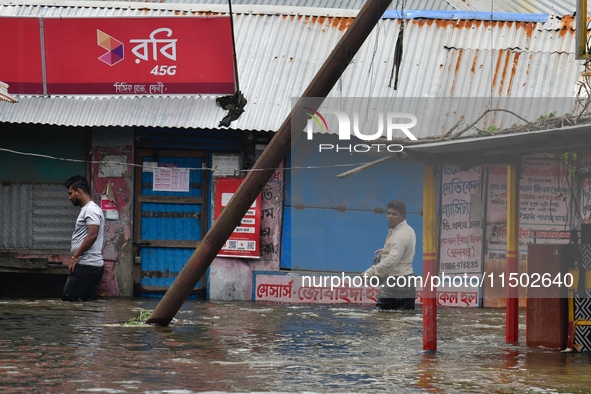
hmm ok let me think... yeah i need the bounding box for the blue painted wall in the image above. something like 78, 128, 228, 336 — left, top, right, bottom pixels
282, 134, 424, 275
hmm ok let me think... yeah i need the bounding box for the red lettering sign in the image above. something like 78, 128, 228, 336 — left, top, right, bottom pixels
0, 17, 235, 95
215, 178, 261, 258
0, 17, 44, 94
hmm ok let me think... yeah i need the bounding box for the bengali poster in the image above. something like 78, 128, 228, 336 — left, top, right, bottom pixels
439, 165, 484, 274
486, 157, 570, 261
580, 150, 591, 225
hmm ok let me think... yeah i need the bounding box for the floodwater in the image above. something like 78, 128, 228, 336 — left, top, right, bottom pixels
1, 298, 590, 393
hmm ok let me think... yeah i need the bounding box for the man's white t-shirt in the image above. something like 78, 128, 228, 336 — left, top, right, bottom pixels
71, 201, 104, 267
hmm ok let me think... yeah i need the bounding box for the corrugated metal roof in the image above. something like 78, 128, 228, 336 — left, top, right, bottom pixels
0, 2, 584, 137
404, 122, 591, 165
0, 184, 74, 250
216, 0, 454, 9
447, 0, 577, 16
0, 95, 234, 129
384, 10, 548, 22
111, 0, 453, 9
8, 0, 577, 15
0, 2, 358, 17
0, 0, 453, 17
327, 16, 581, 139
34, 0, 583, 15
9, 0, 456, 11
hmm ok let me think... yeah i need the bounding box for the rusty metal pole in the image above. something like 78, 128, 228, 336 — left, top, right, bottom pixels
146, 0, 393, 326
506, 163, 520, 343
422, 164, 438, 352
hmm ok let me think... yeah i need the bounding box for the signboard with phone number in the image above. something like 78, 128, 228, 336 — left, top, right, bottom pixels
215, 178, 262, 258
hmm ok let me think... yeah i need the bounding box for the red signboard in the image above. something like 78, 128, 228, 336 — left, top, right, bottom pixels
0, 18, 44, 94
0, 16, 235, 95
215, 178, 261, 258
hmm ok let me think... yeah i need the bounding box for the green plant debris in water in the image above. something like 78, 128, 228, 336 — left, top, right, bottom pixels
122, 310, 152, 326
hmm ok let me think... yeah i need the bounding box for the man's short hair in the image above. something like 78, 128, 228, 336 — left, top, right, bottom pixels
387, 199, 407, 216
65, 175, 91, 195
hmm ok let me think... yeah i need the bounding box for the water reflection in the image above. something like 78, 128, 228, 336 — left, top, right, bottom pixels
0, 298, 590, 393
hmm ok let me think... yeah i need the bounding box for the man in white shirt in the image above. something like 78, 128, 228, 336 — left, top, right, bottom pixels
62, 175, 105, 302
364, 199, 416, 310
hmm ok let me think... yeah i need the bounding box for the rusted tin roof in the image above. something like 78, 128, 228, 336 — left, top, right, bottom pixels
0, 1, 584, 138
446, 0, 578, 16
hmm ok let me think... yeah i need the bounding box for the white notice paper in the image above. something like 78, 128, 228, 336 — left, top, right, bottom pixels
153, 167, 190, 192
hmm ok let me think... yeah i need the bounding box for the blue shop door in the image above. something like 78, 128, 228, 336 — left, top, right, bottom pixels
133, 149, 207, 297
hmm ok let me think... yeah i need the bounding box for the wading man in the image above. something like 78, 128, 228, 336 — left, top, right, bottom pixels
62, 175, 105, 302
364, 199, 416, 310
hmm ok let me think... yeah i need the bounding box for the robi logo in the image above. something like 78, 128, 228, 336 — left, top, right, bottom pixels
97, 30, 124, 66
95, 28, 178, 76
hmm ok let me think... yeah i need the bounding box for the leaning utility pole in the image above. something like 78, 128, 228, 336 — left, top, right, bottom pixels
147, 0, 393, 326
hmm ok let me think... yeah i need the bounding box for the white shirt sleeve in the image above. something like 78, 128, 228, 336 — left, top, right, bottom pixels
364, 232, 409, 278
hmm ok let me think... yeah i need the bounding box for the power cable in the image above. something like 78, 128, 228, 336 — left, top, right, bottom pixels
0, 147, 392, 174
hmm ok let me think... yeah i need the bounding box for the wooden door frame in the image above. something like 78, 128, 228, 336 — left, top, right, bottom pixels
133, 148, 208, 294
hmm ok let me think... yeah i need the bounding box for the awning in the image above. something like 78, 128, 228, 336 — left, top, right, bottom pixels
0, 95, 262, 131
402, 122, 591, 166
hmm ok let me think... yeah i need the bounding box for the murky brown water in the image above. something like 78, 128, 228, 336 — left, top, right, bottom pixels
1, 298, 590, 393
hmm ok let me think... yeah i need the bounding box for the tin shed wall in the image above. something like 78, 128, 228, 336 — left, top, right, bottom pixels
283, 134, 424, 274
1, 5, 581, 137
0, 184, 76, 251
0, 125, 87, 252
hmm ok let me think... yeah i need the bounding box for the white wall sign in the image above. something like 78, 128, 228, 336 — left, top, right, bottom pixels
98, 155, 128, 177
211, 153, 240, 178
153, 167, 190, 192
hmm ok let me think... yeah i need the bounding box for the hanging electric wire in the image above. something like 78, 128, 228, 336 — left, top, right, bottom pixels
216, 0, 247, 127
0, 147, 385, 174
388, 0, 405, 90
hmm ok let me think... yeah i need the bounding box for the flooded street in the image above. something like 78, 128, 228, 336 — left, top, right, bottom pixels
1, 298, 591, 393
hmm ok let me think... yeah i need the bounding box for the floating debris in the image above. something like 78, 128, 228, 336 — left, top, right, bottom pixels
121, 310, 152, 326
